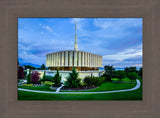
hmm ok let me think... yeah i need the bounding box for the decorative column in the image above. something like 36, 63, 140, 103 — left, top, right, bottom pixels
81, 51, 84, 67
78, 51, 81, 66
74, 51, 77, 67
69, 51, 73, 67
65, 51, 68, 67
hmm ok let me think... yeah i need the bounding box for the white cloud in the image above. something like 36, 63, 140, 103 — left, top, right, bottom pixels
103, 48, 142, 62
93, 18, 142, 30
18, 44, 31, 51
40, 24, 56, 35
19, 51, 45, 65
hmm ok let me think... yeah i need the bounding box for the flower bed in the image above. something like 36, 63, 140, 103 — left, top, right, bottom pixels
61, 86, 97, 91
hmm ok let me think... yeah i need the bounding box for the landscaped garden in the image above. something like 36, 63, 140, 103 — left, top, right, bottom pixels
17, 65, 142, 100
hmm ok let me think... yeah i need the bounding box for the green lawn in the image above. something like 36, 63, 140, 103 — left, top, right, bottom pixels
18, 86, 142, 100
60, 82, 136, 92
18, 86, 56, 92
18, 79, 142, 100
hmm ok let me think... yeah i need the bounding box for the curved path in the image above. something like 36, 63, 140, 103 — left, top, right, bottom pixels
18, 79, 141, 94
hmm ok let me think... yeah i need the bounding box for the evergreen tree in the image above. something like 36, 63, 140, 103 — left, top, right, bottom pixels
52, 70, 61, 87
41, 64, 46, 70
43, 71, 46, 82
64, 68, 81, 88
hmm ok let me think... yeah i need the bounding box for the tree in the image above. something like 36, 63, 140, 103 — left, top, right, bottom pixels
104, 65, 115, 81
125, 67, 138, 77
31, 71, 40, 84
52, 70, 61, 87
27, 70, 31, 84
64, 68, 81, 88
23, 65, 36, 70
43, 71, 46, 82
115, 70, 126, 81
138, 67, 143, 78
41, 64, 46, 70
128, 72, 138, 83
18, 66, 25, 79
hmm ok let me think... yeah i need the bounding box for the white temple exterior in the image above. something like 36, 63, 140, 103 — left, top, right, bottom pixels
46, 22, 102, 71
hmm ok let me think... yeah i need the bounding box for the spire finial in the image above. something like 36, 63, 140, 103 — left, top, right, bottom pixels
74, 22, 78, 51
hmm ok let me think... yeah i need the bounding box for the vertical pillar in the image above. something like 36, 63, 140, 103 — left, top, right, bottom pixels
78, 51, 81, 66
84, 52, 87, 67
56, 53, 58, 66
49, 54, 51, 67
69, 51, 73, 67
53, 53, 55, 66
46, 54, 48, 67
90, 54, 92, 67
62, 51, 64, 66
74, 51, 77, 67
51, 53, 53, 67
81, 52, 84, 67
59, 52, 61, 67
65, 51, 68, 67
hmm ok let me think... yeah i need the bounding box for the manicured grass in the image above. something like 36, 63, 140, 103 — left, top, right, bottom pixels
18, 86, 142, 100
60, 82, 136, 92
111, 77, 136, 82
18, 79, 142, 100
18, 86, 56, 92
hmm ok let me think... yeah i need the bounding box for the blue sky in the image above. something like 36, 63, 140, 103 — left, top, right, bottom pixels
18, 18, 142, 68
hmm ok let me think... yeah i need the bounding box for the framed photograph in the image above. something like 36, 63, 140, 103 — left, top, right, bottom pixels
17, 18, 142, 101
0, 0, 160, 118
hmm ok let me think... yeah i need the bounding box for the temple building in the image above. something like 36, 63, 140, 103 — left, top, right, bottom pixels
46, 22, 102, 71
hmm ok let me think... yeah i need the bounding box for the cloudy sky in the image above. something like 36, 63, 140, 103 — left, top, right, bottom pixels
18, 18, 142, 68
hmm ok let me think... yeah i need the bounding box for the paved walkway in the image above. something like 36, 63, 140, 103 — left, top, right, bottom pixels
55, 84, 64, 93
18, 79, 140, 94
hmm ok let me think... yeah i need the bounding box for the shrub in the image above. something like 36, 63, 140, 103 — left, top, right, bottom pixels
97, 77, 105, 86
31, 71, 40, 84
18, 66, 25, 79
22, 84, 33, 87
83, 76, 92, 86
91, 77, 105, 86
64, 68, 81, 88
52, 70, 61, 87
83, 76, 105, 87
41, 81, 54, 86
